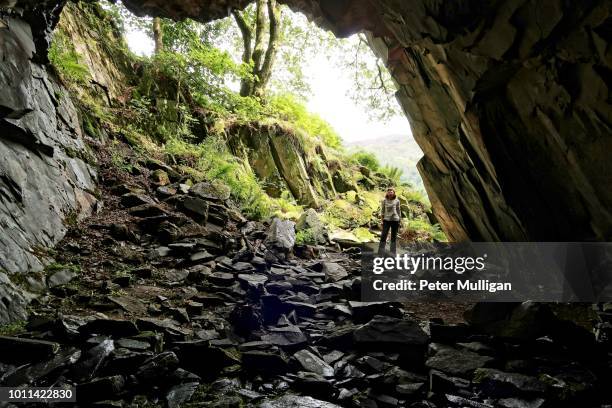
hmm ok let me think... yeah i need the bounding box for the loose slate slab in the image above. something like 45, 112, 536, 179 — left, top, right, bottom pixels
353, 316, 429, 347
259, 395, 341, 408
79, 319, 140, 338
238, 273, 268, 289
426, 346, 495, 377
293, 349, 334, 377
0, 336, 60, 365
47, 268, 78, 288
261, 326, 308, 348
2, 347, 81, 386
108, 295, 147, 315
473, 368, 548, 397
258, 394, 342, 408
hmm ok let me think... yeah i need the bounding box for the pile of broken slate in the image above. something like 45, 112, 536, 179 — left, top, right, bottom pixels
1, 163, 612, 408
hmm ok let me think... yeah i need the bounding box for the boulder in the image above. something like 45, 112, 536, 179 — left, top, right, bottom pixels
2, 347, 81, 386
134, 351, 180, 383
47, 268, 78, 288
150, 169, 170, 186
242, 351, 289, 375
166, 382, 199, 408
262, 325, 308, 348
425, 346, 495, 377
349, 301, 403, 323
120, 193, 155, 208
77, 375, 125, 402
322, 262, 349, 283
190, 181, 231, 202
353, 316, 428, 348
332, 169, 358, 194
182, 197, 209, 219
265, 218, 296, 251
79, 319, 140, 338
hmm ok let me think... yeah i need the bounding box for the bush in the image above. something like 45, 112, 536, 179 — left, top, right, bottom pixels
379, 165, 403, 185
295, 228, 316, 245
268, 93, 342, 149
350, 151, 380, 172
403, 219, 446, 242
164, 136, 273, 220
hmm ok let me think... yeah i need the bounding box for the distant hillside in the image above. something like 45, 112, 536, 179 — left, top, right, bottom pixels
346, 134, 425, 191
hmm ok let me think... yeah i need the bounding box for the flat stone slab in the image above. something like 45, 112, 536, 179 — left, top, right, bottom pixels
0, 336, 60, 365
259, 395, 342, 408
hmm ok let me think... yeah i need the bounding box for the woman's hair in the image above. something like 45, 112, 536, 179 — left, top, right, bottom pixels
385, 188, 396, 200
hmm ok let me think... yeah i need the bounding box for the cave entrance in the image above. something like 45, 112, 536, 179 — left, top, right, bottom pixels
47, 0, 444, 242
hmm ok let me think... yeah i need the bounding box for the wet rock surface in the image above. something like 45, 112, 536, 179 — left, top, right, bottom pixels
0, 12, 97, 323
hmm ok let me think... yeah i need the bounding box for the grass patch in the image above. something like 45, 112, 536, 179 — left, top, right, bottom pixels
45, 262, 80, 273
0, 321, 26, 336
403, 219, 446, 242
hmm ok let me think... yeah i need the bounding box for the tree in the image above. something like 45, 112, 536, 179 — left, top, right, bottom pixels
334, 33, 401, 121
104, 0, 400, 121
152, 17, 164, 54
231, 0, 281, 97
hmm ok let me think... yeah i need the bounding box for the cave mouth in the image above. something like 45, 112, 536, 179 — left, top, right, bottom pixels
10, 0, 612, 244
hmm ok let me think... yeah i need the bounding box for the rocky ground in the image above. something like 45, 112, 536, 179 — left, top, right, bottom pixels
1, 140, 612, 408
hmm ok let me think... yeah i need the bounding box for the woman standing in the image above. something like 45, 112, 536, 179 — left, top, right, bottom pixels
378, 188, 401, 256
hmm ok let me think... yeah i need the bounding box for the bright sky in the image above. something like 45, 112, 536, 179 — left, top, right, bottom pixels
125, 29, 412, 144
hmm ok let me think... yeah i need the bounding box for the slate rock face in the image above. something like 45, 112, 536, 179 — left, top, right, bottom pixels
0, 14, 97, 323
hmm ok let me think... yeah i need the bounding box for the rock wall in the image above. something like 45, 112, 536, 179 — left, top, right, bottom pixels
368, 0, 612, 242
227, 122, 337, 208
55, 2, 134, 102
105, 0, 612, 242
0, 13, 97, 322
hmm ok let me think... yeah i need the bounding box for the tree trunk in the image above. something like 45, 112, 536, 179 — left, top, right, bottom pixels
232, 10, 254, 97
232, 0, 281, 98
253, 0, 281, 97
153, 17, 164, 54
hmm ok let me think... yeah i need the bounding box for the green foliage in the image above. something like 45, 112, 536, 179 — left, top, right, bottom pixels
268, 93, 342, 148
45, 262, 81, 273
352, 227, 376, 242
350, 151, 380, 171
162, 18, 233, 51
404, 219, 447, 242
295, 228, 316, 245
272, 191, 303, 220
322, 198, 376, 230
164, 136, 272, 220
379, 165, 404, 186
0, 321, 26, 336
121, 95, 197, 144
400, 188, 429, 207
334, 34, 401, 122
48, 31, 90, 84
